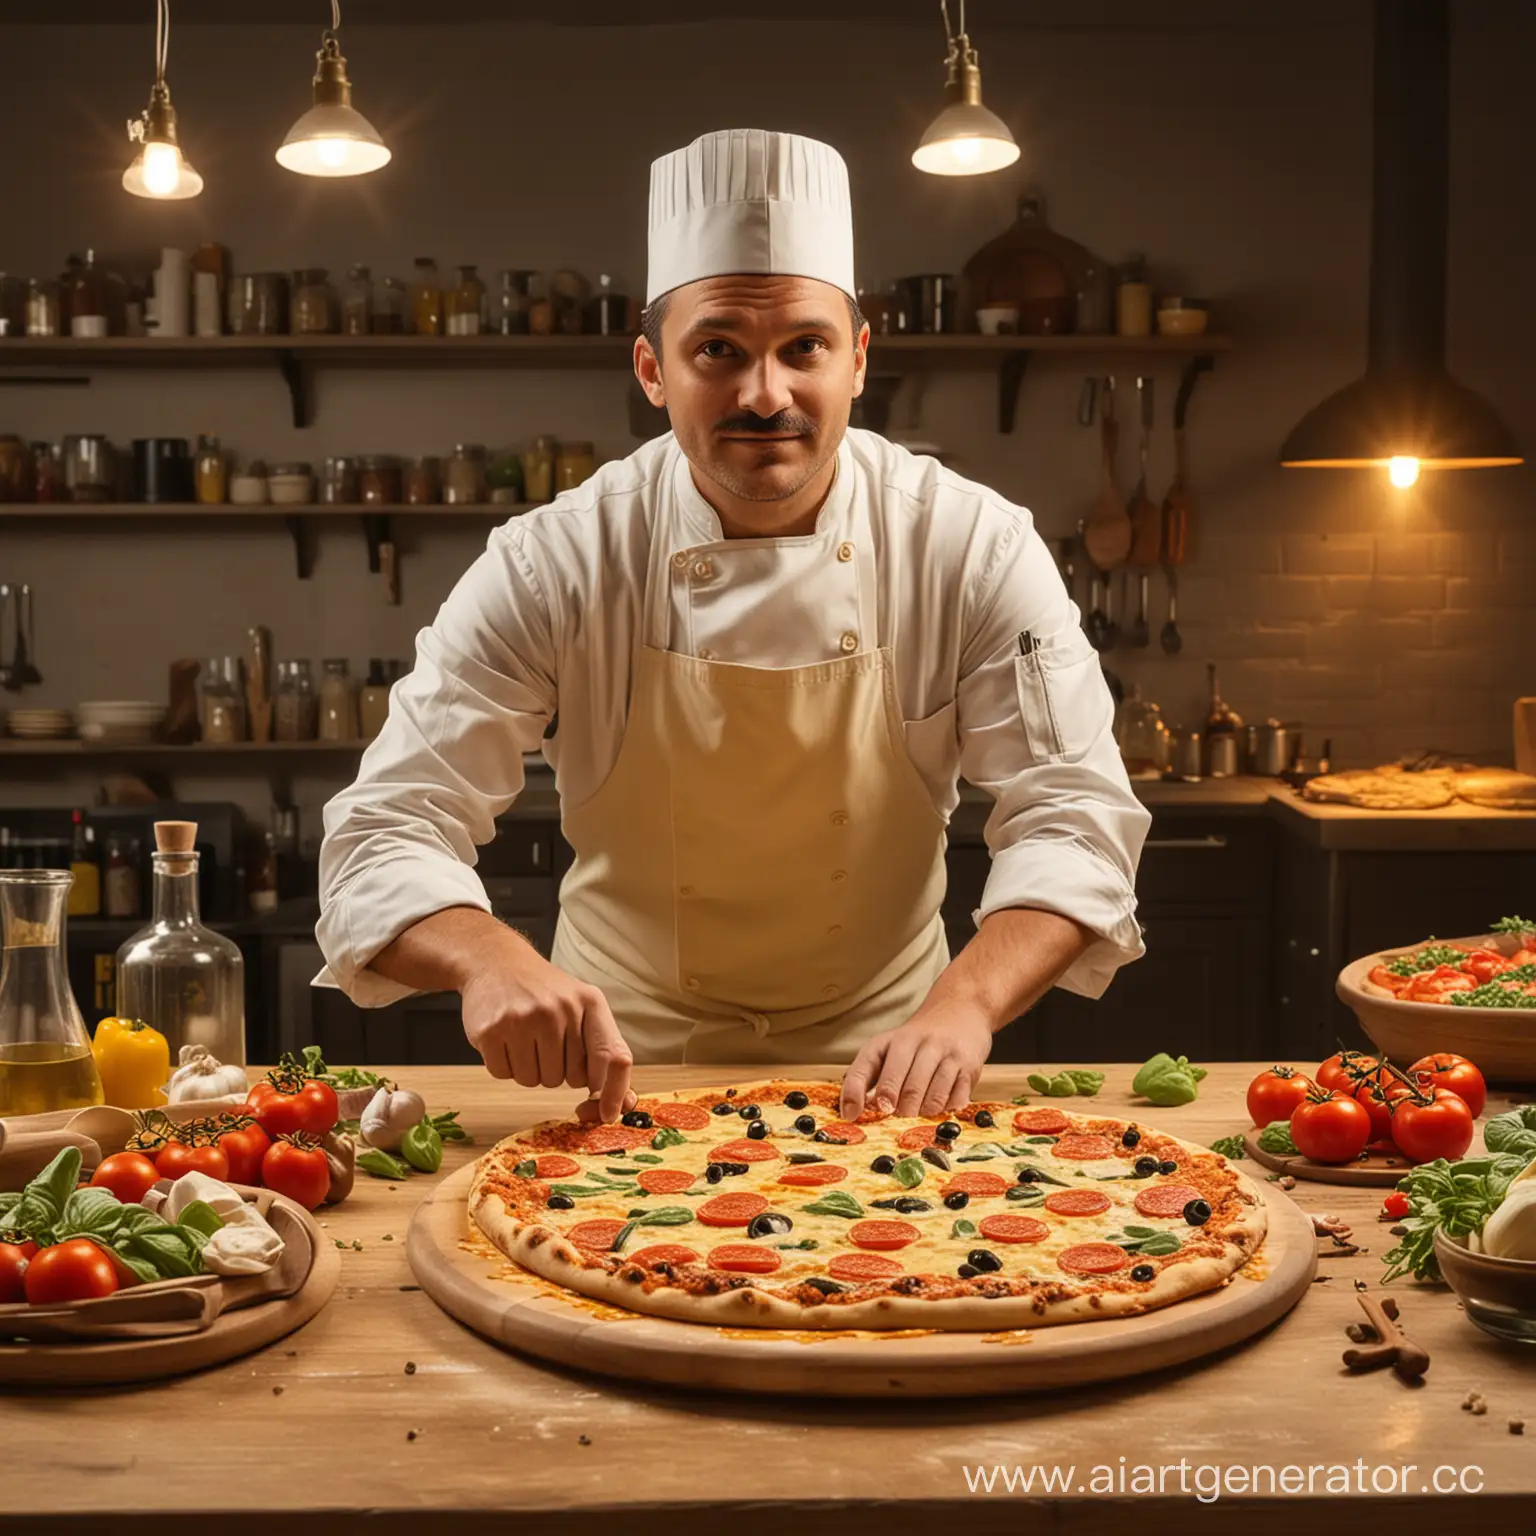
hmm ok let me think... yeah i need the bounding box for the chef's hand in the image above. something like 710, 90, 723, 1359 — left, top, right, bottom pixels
839, 1004, 995, 1121
460, 948, 636, 1124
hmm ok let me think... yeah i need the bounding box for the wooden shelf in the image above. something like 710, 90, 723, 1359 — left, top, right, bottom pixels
0, 501, 528, 520
0, 740, 366, 756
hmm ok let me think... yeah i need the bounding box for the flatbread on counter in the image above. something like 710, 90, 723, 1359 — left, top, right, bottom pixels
1452, 768, 1536, 811
1303, 766, 1457, 810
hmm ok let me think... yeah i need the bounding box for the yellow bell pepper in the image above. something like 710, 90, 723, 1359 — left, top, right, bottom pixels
91, 1017, 170, 1110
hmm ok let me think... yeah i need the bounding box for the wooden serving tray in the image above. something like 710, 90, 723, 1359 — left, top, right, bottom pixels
408, 1160, 1317, 1398
1243, 1131, 1408, 1187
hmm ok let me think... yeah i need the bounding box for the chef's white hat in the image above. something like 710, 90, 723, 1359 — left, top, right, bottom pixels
646, 128, 855, 305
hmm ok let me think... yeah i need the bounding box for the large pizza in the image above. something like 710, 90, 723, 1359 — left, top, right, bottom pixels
469, 1079, 1267, 1330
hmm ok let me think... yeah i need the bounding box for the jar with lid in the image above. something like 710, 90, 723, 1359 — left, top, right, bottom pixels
357, 455, 402, 506
342, 264, 373, 336
374, 276, 408, 334
102, 833, 143, 920
26, 279, 60, 337
411, 258, 443, 336
228, 273, 289, 336
443, 443, 487, 505
320, 455, 358, 505
195, 433, 226, 504
555, 441, 597, 494
318, 659, 358, 742
521, 435, 557, 503
587, 274, 629, 336
61, 434, 113, 502
1114, 684, 1170, 780
359, 659, 392, 740
201, 655, 245, 743
274, 660, 319, 742
1115, 253, 1153, 338
403, 455, 440, 505
292, 268, 336, 334
0, 273, 25, 337
494, 270, 537, 335
68, 249, 108, 337
446, 265, 486, 335
0, 437, 27, 503
29, 442, 59, 504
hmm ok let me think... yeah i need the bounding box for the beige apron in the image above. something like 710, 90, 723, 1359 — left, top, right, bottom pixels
551, 474, 950, 1064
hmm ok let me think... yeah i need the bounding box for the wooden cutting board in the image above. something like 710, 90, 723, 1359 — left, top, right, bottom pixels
1243, 1132, 1407, 1187
407, 1160, 1316, 1398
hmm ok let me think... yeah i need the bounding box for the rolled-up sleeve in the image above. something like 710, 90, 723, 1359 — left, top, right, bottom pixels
955, 512, 1150, 998
315, 524, 558, 1005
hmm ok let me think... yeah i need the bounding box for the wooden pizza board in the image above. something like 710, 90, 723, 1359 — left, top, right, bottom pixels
0, 1197, 341, 1388
1243, 1131, 1408, 1187
407, 1160, 1317, 1398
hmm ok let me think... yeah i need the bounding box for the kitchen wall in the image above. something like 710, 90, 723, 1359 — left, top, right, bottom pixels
2, 2, 1533, 835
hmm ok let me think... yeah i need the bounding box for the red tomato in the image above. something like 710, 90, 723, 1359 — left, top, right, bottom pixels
0, 1240, 33, 1303
1246, 1066, 1314, 1128
247, 1073, 338, 1139
260, 1135, 331, 1210
1314, 1052, 1380, 1095
154, 1142, 231, 1182
24, 1239, 119, 1305
89, 1151, 161, 1204
214, 1118, 272, 1186
1389, 1087, 1475, 1164
1407, 1054, 1487, 1119
1351, 1076, 1410, 1142
1381, 1191, 1410, 1220
1290, 1091, 1372, 1164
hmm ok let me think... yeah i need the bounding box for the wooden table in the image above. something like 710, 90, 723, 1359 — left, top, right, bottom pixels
6, 1063, 1534, 1534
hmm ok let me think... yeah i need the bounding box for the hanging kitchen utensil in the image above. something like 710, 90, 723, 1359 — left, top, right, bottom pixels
1085, 566, 1111, 652
10, 584, 40, 689
1129, 573, 1151, 648
1084, 377, 1133, 570
246, 626, 273, 743
0, 586, 15, 694
1076, 376, 1097, 427
1162, 423, 1193, 568
1100, 563, 1120, 650
1127, 376, 1161, 568
1160, 569, 1183, 656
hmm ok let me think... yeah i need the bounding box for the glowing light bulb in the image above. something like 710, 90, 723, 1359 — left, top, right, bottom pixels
948, 136, 982, 167
316, 138, 350, 169
142, 140, 183, 196
1388, 456, 1421, 489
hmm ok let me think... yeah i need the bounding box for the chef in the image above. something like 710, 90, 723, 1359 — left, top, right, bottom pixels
317, 128, 1149, 1126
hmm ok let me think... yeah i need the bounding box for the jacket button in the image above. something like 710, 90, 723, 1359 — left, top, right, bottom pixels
831, 869, 847, 884
839, 632, 858, 653
685, 976, 700, 991
693, 559, 713, 580
830, 810, 849, 826
671, 551, 690, 570
822, 984, 841, 1000
837, 541, 854, 563
697, 647, 715, 661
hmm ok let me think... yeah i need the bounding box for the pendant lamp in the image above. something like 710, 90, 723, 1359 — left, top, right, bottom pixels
276, 0, 392, 178
912, 0, 1020, 177
123, 0, 203, 201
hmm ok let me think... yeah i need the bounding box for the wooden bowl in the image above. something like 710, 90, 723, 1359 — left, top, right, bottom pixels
1434, 1228, 1536, 1345
1336, 933, 1536, 1085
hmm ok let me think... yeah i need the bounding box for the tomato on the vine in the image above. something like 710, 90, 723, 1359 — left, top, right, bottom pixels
1290, 1090, 1373, 1164
90, 1151, 161, 1204
1314, 1051, 1381, 1095
260, 1134, 331, 1210
0, 1238, 34, 1303
1389, 1086, 1475, 1164
213, 1117, 272, 1186
247, 1064, 338, 1139
24, 1239, 119, 1305
1246, 1066, 1314, 1128
1351, 1074, 1412, 1143
1407, 1053, 1487, 1119
154, 1142, 230, 1182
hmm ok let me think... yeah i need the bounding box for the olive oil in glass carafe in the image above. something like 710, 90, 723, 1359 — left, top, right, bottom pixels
0, 869, 105, 1115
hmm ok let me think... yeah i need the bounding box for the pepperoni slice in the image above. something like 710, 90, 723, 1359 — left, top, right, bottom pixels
1058, 1242, 1132, 1275
1013, 1108, 1071, 1135
564, 1219, 628, 1252
895, 1124, 941, 1151
580, 1125, 656, 1155
697, 1192, 770, 1227
828, 1252, 905, 1283
532, 1154, 581, 1179
651, 1102, 711, 1131
942, 1171, 1011, 1200
627, 1244, 701, 1269
1133, 1182, 1204, 1219
775, 1163, 849, 1187
978, 1213, 1049, 1244
708, 1244, 782, 1275
1044, 1189, 1112, 1217
848, 1219, 920, 1251
709, 1139, 782, 1163
636, 1168, 698, 1195
1052, 1134, 1119, 1160
815, 1122, 867, 1146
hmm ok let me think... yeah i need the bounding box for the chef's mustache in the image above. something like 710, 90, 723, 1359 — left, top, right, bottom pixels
714, 410, 817, 436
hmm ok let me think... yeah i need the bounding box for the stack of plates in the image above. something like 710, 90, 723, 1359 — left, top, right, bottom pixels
74, 701, 166, 745
7, 708, 76, 741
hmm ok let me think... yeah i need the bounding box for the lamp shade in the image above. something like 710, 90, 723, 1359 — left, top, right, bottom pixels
276, 101, 391, 176
123, 140, 203, 200
912, 100, 1019, 176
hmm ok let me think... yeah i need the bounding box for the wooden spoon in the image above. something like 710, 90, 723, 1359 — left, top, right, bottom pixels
1127, 376, 1161, 567
1083, 376, 1132, 570
1162, 423, 1194, 568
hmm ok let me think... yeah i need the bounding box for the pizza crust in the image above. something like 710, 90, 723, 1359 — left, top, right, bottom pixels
1304, 767, 1457, 810
468, 1080, 1269, 1332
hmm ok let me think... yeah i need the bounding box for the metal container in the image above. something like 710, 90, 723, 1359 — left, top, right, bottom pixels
1168, 728, 1202, 782
61, 434, 114, 502
1248, 719, 1301, 777
1207, 732, 1240, 778
132, 438, 194, 503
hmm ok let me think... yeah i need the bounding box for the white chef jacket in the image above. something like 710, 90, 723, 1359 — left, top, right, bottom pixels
317, 429, 1150, 1009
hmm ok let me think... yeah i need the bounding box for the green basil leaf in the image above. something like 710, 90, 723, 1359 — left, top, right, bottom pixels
7, 1147, 83, 1238
358, 1149, 413, 1180
513, 1159, 537, 1178
651, 1127, 687, 1150
893, 1156, 927, 1190
56, 1187, 128, 1241
955, 1141, 1007, 1162
1064, 1070, 1105, 1096
1045, 1073, 1078, 1098
1139, 1232, 1183, 1256
1132, 1053, 1177, 1096
1010, 1093, 1031, 1105
110, 1244, 161, 1285
1024, 1135, 1058, 1145
175, 1201, 225, 1240
401, 1119, 444, 1174
112, 1204, 165, 1235
1005, 1187, 1045, 1205
1257, 1121, 1299, 1157
774, 1239, 819, 1250
1027, 1073, 1051, 1095
1123, 1225, 1158, 1238
122, 1227, 201, 1279
1209, 1135, 1247, 1160
801, 1191, 864, 1220
950, 1218, 978, 1239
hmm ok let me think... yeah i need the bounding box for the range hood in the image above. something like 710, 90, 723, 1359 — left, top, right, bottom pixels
1279, 0, 1521, 483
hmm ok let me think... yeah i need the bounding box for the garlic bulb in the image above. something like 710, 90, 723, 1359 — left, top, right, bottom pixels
360, 1085, 427, 1152
164, 1043, 248, 1103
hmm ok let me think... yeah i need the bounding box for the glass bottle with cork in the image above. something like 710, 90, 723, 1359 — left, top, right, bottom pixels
411, 257, 444, 336
114, 820, 245, 1066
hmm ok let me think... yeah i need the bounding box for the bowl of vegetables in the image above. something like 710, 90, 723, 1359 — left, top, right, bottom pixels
1337, 918, 1536, 1085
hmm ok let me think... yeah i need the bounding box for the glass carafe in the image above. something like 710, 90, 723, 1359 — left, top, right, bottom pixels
0, 870, 104, 1115
115, 823, 246, 1067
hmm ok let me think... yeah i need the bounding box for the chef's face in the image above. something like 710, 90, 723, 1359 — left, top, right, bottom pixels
636, 274, 868, 505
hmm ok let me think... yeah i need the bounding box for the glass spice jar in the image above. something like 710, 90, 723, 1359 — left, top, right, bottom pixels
359, 659, 391, 741
411, 258, 443, 336
494, 270, 534, 335
26, 280, 60, 337
318, 659, 358, 742
30, 442, 59, 504
102, 833, 143, 921
521, 435, 556, 503
373, 276, 408, 334
402, 455, 440, 505
320, 455, 358, 505
274, 660, 319, 742
443, 443, 486, 505
357, 455, 402, 506
446, 265, 486, 336
201, 655, 244, 744
195, 433, 227, 504
342, 264, 373, 336
555, 441, 597, 494
292, 268, 337, 334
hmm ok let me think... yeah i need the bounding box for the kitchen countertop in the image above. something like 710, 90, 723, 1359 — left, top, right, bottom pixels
8, 1062, 1534, 1534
